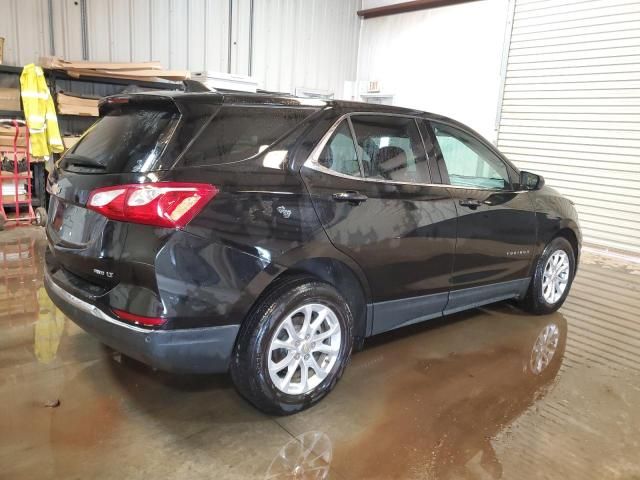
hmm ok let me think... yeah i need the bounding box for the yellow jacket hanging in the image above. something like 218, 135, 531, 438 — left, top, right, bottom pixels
20, 64, 64, 157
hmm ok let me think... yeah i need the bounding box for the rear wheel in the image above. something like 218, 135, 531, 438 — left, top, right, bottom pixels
230, 276, 354, 415
521, 236, 575, 315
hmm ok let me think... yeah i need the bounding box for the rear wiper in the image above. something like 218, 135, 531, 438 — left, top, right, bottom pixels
63, 154, 106, 169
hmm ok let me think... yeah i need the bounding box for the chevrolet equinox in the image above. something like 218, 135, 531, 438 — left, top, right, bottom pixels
44, 91, 581, 414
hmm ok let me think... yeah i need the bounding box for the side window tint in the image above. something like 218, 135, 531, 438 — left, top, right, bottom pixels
182, 106, 315, 167
350, 115, 429, 184
432, 122, 510, 190
317, 121, 361, 177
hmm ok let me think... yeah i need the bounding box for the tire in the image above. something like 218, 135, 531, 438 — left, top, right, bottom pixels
520, 236, 576, 315
34, 207, 48, 227
230, 275, 354, 415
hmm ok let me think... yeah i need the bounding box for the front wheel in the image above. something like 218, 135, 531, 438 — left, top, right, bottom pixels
521, 236, 576, 315
230, 276, 354, 415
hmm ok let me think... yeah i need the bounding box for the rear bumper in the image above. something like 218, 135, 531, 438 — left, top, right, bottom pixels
44, 270, 239, 374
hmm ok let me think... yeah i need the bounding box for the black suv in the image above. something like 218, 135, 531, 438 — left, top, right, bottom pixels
45, 91, 581, 414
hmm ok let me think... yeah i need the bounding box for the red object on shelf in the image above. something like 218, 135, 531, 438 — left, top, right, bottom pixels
0, 119, 35, 227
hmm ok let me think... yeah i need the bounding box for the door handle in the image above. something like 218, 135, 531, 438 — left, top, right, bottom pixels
332, 191, 368, 204
459, 198, 483, 209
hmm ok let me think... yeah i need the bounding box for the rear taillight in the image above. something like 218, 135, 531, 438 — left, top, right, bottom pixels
87, 182, 217, 228
112, 308, 167, 327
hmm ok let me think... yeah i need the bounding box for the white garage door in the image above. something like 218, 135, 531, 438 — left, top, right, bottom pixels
497, 0, 640, 254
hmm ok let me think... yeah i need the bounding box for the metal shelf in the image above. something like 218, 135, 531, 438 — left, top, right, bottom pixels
0, 110, 24, 119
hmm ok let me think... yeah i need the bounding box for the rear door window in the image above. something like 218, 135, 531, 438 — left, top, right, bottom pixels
64, 107, 178, 173
349, 115, 430, 184
316, 121, 361, 177
181, 106, 316, 167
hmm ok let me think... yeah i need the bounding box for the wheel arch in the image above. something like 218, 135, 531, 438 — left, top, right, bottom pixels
237, 255, 371, 349
276, 257, 370, 344
556, 227, 580, 266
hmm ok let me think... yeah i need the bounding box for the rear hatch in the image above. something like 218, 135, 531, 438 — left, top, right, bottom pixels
46, 93, 219, 289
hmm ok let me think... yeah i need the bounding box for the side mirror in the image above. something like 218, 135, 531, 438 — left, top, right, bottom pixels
520, 171, 544, 190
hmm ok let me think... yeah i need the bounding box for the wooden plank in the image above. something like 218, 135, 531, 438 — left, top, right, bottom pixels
0, 136, 27, 148
1, 194, 29, 203
63, 136, 81, 150
0, 88, 20, 111
65, 69, 162, 82
40, 56, 162, 70
0, 171, 31, 178
56, 92, 100, 116
65, 68, 187, 82
0, 125, 26, 136
90, 68, 190, 80
56, 103, 99, 116
357, 0, 481, 18
56, 94, 99, 108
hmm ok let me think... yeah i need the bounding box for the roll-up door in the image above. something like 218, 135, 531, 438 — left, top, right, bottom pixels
497, 0, 640, 254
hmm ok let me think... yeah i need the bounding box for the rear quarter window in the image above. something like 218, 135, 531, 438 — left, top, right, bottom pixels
180, 106, 316, 167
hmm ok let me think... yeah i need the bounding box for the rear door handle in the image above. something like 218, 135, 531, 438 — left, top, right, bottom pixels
332, 191, 368, 204
459, 198, 483, 209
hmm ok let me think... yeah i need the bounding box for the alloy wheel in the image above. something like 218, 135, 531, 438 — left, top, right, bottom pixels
542, 250, 570, 304
268, 303, 342, 395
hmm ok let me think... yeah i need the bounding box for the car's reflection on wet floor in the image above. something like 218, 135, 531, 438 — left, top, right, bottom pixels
1, 227, 639, 480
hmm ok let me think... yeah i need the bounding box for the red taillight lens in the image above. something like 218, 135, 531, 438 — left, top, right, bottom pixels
112, 308, 167, 327
87, 182, 217, 228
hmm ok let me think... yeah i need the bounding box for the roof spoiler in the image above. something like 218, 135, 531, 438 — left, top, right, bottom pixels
98, 92, 223, 117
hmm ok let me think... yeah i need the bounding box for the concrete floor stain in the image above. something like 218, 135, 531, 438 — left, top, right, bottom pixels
1, 227, 639, 479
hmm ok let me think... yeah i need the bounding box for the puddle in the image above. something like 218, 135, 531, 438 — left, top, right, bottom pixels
1, 228, 639, 479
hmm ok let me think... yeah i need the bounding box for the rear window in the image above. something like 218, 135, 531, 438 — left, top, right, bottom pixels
63, 107, 178, 173
180, 106, 316, 167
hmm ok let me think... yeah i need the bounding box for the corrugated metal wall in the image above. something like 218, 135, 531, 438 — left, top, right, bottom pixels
497, 0, 640, 254
84, 0, 231, 72
0, 0, 53, 65
0, 0, 360, 96
252, 0, 361, 96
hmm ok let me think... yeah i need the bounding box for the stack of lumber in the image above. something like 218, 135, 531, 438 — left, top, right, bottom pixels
40, 56, 190, 82
56, 92, 99, 116
0, 124, 27, 149
1, 170, 30, 203
0, 88, 20, 111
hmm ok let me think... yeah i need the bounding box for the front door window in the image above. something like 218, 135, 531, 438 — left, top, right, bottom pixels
432, 122, 510, 190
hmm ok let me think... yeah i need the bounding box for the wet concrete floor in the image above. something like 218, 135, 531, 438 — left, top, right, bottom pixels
1, 227, 639, 479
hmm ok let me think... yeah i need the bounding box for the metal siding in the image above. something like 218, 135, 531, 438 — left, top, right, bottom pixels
82, 0, 360, 90
56, 0, 84, 60
231, 0, 252, 75
252, 0, 361, 95
0, 0, 58, 65
131, 0, 152, 62
498, 0, 640, 254
1, 0, 360, 96
84, 0, 230, 70
86, 0, 112, 61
